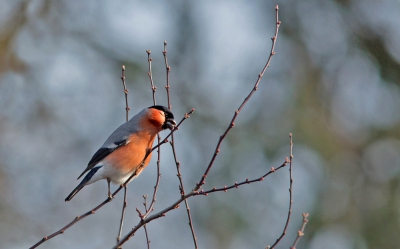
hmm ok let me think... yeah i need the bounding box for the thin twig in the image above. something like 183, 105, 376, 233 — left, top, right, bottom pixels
120, 65, 130, 122
198, 160, 288, 195
163, 40, 198, 249
163, 41, 172, 110
143, 195, 151, 249
116, 65, 131, 247
116, 187, 128, 246
269, 132, 294, 249
114, 160, 287, 248
194, 4, 281, 191
142, 49, 163, 246
29, 111, 193, 249
290, 213, 309, 249
146, 50, 157, 104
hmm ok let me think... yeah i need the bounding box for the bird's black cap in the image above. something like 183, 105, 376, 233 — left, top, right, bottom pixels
149, 105, 174, 120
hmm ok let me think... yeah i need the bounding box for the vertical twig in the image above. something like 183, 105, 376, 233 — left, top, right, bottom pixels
120, 65, 130, 122
269, 132, 294, 249
143, 195, 151, 249
290, 213, 309, 249
147, 50, 157, 105
163, 41, 172, 110
116, 65, 131, 246
163, 40, 198, 249
116, 187, 128, 246
144, 49, 163, 226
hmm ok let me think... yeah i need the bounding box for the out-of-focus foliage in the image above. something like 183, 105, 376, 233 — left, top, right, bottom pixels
0, 0, 399, 248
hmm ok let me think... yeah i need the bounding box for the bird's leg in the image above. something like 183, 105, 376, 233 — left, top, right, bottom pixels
107, 179, 113, 199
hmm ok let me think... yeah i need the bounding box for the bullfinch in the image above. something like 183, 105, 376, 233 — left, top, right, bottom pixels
65, 105, 176, 201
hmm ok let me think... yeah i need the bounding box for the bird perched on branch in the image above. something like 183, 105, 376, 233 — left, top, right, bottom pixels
65, 105, 176, 201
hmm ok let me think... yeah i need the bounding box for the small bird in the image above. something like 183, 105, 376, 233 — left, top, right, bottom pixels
65, 105, 176, 201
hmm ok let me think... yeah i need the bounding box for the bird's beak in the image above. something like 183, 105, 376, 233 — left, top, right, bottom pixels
163, 118, 177, 130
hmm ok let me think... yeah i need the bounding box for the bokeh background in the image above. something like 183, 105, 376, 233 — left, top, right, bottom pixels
1, 0, 399, 248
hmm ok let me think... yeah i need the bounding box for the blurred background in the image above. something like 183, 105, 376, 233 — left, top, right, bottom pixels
0, 0, 399, 248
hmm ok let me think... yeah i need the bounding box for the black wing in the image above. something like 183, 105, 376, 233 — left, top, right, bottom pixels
77, 138, 128, 179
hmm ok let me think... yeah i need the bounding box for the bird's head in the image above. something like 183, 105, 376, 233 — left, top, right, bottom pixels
147, 105, 177, 131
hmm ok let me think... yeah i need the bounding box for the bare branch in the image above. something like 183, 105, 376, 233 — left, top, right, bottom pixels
194, 4, 281, 191
163, 40, 198, 249
32, 6, 285, 249
198, 160, 287, 195
270, 132, 294, 249
116, 65, 132, 246
141, 49, 163, 239
290, 213, 309, 249
116, 186, 128, 246
115, 5, 283, 248
163, 41, 172, 110
146, 50, 157, 104
120, 65, 130, 122
143, 195, 151, 249
114, 161, 287, 248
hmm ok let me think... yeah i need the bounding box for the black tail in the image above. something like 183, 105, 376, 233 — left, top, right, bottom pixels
65, 183, 85, 201
65, 166, 102, 202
